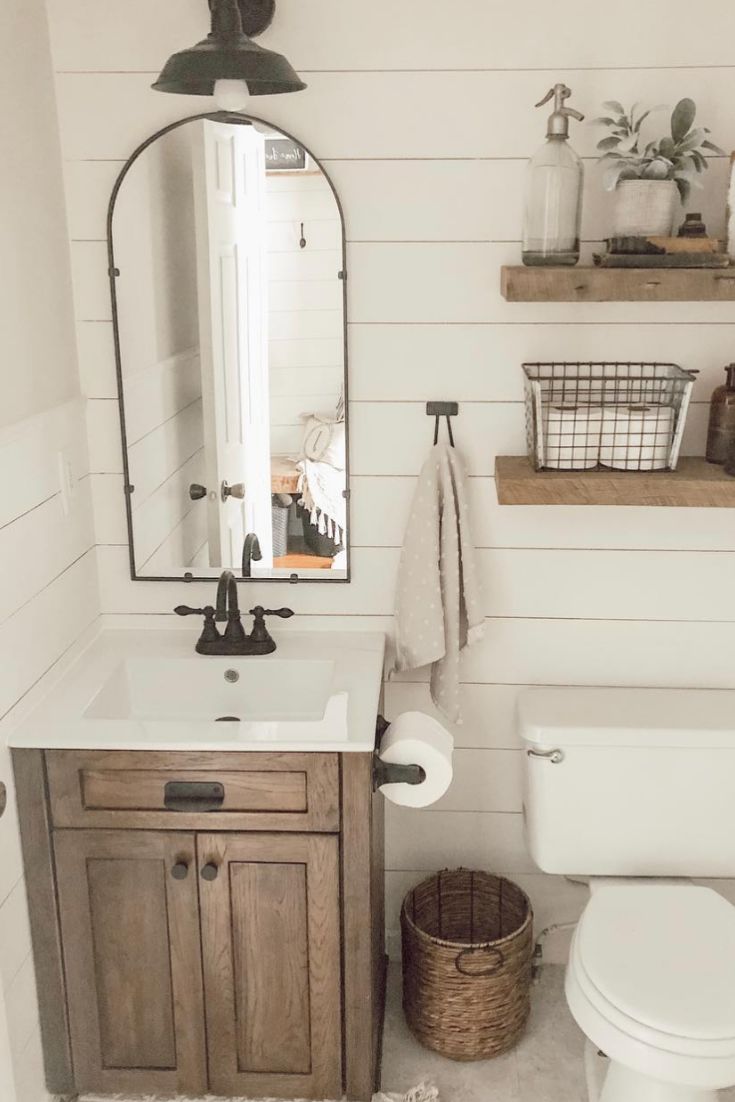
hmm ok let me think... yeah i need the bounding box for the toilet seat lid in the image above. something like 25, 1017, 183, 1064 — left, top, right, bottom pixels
577, 885, 735, 1043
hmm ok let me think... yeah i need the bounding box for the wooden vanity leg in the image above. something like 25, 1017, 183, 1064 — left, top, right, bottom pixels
341, 753, 387, 1101
12, 750, 75, 1095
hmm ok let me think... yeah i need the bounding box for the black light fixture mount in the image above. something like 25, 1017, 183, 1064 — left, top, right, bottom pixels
210, 0, 275, 37
152, 0, 305, 98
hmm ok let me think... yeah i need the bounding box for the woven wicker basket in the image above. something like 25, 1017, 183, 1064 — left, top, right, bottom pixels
401, 869, 533, 1061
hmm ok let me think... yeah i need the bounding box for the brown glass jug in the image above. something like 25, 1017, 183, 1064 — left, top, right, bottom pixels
706, 364, 735, 464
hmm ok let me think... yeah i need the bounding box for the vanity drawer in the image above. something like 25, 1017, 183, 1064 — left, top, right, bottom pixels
45, 750, 339, 832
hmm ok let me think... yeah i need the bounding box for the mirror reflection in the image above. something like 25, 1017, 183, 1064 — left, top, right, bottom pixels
111, 115, 348, 581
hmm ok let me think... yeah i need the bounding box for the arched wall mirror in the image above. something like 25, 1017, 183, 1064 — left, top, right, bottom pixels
108, 112, 349, 582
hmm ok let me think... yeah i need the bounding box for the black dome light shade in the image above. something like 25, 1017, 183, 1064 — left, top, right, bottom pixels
152, 0, 306, 98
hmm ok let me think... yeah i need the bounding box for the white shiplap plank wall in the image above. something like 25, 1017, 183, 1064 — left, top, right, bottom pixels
46, 0, 735, 958
0, 398, 99, 1096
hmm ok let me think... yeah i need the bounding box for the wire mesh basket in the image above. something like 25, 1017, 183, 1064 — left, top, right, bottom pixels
523, 362, 697, 472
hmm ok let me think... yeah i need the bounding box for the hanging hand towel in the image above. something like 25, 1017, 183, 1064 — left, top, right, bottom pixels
393, 442, 484, 723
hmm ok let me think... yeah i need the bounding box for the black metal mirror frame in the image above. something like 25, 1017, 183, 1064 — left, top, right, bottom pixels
107, 111, 350, 584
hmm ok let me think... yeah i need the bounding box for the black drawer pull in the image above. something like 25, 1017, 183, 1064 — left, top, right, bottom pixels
164, 781, 225, 813
171, 861, 189, 880
201, 863, 220, 881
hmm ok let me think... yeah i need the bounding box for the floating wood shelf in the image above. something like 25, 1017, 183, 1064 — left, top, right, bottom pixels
495, 456, 735, 507
501, 265, 735, 303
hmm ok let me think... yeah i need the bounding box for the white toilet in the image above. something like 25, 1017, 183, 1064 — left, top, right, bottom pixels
518, 686, 735, 1102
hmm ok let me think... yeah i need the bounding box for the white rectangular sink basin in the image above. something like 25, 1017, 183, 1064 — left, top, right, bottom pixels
85, 657, 335, 723
7, 629, 386, 753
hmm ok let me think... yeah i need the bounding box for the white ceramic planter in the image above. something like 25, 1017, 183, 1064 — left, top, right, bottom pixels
612, 180, 679, 237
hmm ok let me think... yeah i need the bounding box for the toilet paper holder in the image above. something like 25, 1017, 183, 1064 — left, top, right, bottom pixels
372, 715, 427, 791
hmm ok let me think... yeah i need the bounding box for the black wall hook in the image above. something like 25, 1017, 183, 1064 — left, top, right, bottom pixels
427, 401, 459, 447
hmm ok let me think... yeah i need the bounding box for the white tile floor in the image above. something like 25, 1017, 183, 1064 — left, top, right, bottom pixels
382, 963, 587, 1102
382, 962, 735, 1102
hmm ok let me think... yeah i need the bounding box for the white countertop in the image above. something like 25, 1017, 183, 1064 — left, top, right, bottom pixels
7, 626, 386, 753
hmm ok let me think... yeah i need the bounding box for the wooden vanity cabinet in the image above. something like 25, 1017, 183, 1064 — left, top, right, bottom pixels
13, 748, 385, 1102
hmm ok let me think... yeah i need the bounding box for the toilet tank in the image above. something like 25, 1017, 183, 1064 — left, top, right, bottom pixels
518, 687, 735, 877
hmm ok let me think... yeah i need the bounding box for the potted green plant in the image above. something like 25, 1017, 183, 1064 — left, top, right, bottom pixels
595, 98, 723, 236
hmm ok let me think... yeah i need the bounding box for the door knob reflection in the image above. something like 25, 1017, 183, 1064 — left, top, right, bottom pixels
221, 481, 246, 501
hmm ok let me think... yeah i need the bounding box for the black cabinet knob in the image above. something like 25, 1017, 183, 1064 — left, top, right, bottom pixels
201, 863, 219, 881
189, 483, 207, 501
171, 861, 189, 880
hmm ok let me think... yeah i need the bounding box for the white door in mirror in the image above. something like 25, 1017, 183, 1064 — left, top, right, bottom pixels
193, 119, 273, 570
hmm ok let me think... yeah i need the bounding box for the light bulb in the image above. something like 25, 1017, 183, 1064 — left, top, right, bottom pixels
213, 79, 250, 111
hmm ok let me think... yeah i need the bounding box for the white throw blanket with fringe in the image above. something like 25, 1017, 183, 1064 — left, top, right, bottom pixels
75, 1082, 439, 1102
392, 442, 484, 723
297, 455, 347, 546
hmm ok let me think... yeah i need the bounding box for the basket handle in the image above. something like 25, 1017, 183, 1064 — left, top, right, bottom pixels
455, 946, 505, 977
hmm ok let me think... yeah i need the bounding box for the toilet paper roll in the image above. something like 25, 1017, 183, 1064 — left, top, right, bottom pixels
377, 711, 454, 808
542, 405, 603, 470
600, 404, 675, 471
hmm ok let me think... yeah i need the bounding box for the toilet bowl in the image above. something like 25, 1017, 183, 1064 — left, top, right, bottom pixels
566, 882, 735, 1102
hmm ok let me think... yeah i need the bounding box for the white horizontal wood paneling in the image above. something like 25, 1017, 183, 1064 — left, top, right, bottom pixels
95, 543, 735, 622
0, 550, 99, 722
64, 155, 732, 249
48, 0, 735, 945
349, 401, 708, 477
128, 400, 204, 503
386, 805, 533, 873
330, 159, 731, 244
123, 349, 201, 444
46, 0, 735, 72
349, 242, 735, 325
76, 321, 116, 398
75, 315, 735, 407
54, 71, 735, 163
0, 396, 100, 1097
351, 477, 735, 552
0, 399, 90, 529
132, 451, 206, 567
71, 235, 735, 328
349, 324, 735, 403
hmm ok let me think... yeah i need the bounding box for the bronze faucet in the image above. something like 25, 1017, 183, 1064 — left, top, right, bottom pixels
175, 570, 294, 655
242, 532, 262, 578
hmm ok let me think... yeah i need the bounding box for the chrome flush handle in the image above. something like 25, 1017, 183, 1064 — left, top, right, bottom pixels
526, 748, 565, 764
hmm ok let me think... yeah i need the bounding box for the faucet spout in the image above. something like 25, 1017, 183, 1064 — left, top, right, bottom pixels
215, 569, 239, 623
242, 532, 263, 578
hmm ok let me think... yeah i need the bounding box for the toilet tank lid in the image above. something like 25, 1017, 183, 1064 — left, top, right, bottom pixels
518, 687, 735, 748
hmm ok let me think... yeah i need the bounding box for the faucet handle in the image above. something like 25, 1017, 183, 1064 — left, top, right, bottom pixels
175, 605, 220, 647
247, 606, 293, 650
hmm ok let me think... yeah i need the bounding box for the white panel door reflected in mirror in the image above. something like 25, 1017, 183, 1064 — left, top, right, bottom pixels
110, 114, 348, 581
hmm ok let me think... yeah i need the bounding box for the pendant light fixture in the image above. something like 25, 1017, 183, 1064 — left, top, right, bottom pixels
152, 0, 306, 103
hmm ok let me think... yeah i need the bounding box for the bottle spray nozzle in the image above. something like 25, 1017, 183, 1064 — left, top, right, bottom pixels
536, 83, 584, 137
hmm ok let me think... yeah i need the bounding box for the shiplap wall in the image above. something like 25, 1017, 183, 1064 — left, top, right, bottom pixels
267, 169, 344, 453
0, 2, 100, 1098
112, 126, 207, 572
0, 14, 99, 1102
0, 401, 98, 1100
46, 0, 735, 956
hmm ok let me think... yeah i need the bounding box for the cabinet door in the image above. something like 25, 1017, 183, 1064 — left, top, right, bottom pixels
199, 832, 342, 1099
54, 830, 207, 1096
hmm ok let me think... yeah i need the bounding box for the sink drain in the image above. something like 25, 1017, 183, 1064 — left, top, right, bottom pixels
224, 669, 239, 683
